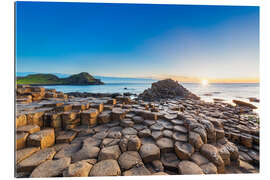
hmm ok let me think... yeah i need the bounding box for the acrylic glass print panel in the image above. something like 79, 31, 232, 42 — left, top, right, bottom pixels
15, 1, 259, 177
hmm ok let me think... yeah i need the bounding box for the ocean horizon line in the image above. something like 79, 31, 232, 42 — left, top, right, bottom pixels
16, 72, 259, 84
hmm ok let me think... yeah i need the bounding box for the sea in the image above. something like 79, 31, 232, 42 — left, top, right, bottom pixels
42, 80, 260, 113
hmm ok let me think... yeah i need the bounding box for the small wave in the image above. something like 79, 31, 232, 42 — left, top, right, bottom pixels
212, 91, 222, 94
123, 88, 136, 91
235, 96, 243, 99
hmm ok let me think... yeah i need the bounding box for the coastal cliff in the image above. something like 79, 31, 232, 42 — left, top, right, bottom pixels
16, 72, 104, 85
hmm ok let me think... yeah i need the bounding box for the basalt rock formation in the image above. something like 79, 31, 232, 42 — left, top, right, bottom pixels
15, 84, 259, 178
139, 79, 199, 101
233, 100, 257, 109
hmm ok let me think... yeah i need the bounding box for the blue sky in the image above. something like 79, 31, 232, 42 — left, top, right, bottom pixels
16, 2, 259, 82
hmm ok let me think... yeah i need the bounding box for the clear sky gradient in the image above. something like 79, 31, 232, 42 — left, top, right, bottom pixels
16, 2, 259, 83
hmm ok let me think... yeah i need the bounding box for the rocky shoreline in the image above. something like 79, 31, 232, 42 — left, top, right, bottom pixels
15, 80, 260, 177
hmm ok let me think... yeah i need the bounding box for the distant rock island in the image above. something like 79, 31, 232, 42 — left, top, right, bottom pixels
139, 79, 200, 101
16, 72, 104, 85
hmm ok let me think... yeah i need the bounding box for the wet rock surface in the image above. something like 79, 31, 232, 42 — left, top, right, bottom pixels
122, 165, 151, 176
178, 160, 204, 175
15, 83, 260, 177
89, 159, 121, 176
118, 151, 143, 170
63, 161, 93, 177
30, 157, 71, 177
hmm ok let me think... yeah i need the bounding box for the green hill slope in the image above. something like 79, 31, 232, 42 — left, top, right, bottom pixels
17, 72, 104, 85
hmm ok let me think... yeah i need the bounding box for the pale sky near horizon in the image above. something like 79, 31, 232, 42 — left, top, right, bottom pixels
16, 2, 259, 83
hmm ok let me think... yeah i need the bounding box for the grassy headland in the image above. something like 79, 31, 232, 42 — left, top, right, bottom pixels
16, 72, 104, 85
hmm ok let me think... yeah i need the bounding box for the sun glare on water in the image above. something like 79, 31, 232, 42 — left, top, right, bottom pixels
201, 79, 209, 86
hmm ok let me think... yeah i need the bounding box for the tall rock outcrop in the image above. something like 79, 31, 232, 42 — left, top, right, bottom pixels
139, 79, 199, 101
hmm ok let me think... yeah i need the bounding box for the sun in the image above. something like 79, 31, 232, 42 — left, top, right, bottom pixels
201, 79, 209, 86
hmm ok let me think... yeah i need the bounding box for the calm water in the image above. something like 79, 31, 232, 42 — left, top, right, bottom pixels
43, 82, 260, 112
